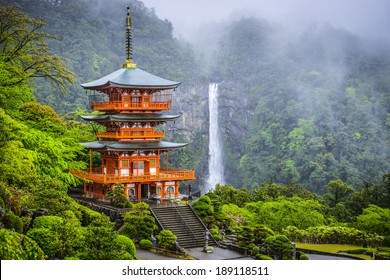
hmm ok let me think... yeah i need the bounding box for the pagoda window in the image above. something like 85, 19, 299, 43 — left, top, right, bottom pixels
122, 160, 129, 168
133, 161, 144, 175
166, 186, 174, 198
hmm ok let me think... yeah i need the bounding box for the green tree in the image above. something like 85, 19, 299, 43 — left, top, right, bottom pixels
0, 4, 75, 96
356, 205, 390, 236
323, 180, 354, 207
156, 229, 177, 251
192, 195, 214, 217
119, 202, 157, 242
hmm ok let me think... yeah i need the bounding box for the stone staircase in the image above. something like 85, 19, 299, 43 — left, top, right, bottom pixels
150, 205, 217, 249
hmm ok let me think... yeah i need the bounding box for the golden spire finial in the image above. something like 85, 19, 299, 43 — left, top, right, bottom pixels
123, 6, 136, 68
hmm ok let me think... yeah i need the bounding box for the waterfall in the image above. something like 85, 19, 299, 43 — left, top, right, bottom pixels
207, 83, 224, 191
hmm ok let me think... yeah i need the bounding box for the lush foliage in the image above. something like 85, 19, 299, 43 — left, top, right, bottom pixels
212, 17, 390, 193
156, 229, 177, 250
119, 202, 157, 243
0, 3, 137, 260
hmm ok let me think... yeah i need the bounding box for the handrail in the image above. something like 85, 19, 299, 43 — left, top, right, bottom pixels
96, 130, 165, 140
71, 169, 195, 183
149, 207, 165, 231
90, 101, 170, 111
172, 205, 201, 247
189, 203, 218, 246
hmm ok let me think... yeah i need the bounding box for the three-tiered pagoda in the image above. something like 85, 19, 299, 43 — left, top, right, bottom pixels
74, 8, 195, 202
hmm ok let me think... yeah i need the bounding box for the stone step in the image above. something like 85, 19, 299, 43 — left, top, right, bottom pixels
150, 205, 216, 249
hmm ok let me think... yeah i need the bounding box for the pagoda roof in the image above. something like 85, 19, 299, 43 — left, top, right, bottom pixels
81, 140, 188, 151
80, 113, 180, 122
81, 68, 180, 90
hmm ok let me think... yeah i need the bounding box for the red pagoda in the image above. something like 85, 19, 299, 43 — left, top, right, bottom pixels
73, 8, 195, 202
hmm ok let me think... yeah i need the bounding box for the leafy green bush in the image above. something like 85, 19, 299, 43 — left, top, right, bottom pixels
26, 228, 61, 259
0, 196, 5, 209
267, 235, 294, 260
32, 215, 63, 230
114, 235, 136, 260
345, 248, 369, 254
252, 246, 260, 255
210, 227, 219, 235
213, 234, 222, 241
255, 254, 273, 260
3, 212, 23, 233
78, 205, 104, 226
192, 196, 214, 217
0, 229, 45, 260
297, 251, 309, 260
382, 236, 390, 247
156, 230, 177, 250
139, 239, 153, 250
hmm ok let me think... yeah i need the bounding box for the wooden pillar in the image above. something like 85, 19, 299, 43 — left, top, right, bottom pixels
137, 183, 141, 201
162, 182, 166, 200
125, 184, 129, 199
175, 181, 179, 198
89, 150, 93, 173
83, 182, 86, 200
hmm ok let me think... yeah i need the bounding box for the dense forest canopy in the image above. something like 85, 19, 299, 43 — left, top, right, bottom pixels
1, 0, 390, 260
213, 17, 390, 193
3, 0, 390, 194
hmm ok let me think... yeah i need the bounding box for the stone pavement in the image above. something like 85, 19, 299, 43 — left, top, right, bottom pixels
136, 247, 253, 260
187, 247, 253, 260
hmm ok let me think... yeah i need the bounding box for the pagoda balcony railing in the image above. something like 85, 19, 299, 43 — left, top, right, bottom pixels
72, 168, 195, 184
96, 130, 165, 140
89, 92, 172, 112
90, 100, 171, 111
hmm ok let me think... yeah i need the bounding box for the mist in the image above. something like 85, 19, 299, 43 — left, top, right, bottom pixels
142, 0, 390, 43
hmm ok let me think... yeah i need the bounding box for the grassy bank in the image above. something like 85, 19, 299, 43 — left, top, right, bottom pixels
295, 243, 372, 260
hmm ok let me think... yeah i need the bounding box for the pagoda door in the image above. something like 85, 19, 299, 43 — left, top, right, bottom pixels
141, 184, 149, 198
132, 96, 141, 108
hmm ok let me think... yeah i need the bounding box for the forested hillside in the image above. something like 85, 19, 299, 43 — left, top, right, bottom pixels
8, 0, 203, 115
213, 18, 390, 193
1, 0, 390, 260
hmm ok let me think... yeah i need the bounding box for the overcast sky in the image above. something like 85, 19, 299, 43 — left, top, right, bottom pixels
141, 0, 390, 41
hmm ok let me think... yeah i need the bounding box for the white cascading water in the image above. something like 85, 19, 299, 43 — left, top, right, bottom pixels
207, 83, 224, 191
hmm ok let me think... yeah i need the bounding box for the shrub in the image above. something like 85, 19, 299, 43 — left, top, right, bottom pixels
26, 228, 61, 259
156, 230, 177, 250
0, 196, 5, 209
267, 235, 294, 260
0, 229, 45, 260
382, 236, 390, 247
213, 234, 222, 242
192, 196, 214, 217
255, 254, 273, 260
252, 246, 260, 255
139, 239, 153, 250
3, 212, 23, 233
78, 206, 103, 226
114, 235, 136, 260
32, 216, 63, 230
297, 251, 309, 260
210, 227, 219, 235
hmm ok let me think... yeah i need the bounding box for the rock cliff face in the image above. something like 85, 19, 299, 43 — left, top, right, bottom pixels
218, 81, 249, 187
165, 81, 210, 190
165, 80, 249, 189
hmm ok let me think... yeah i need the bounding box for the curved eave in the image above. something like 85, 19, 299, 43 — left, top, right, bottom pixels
80, 141, 188, 151
81, 68, 180, 90
80, 114, 180, 122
